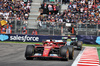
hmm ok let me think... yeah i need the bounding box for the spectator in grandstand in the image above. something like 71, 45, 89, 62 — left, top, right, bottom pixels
41, 2, 48, 14
6, 25, 12, 34
23, 0, 28, 5
32, 29, 37, 35
22, 27, 27, 34
40, 2, 60, 15
1, 26, 6, 34
0, 22, 11, 34
59, 18, 63, 22
23, 14, 28, 26
48, 4, 53, 12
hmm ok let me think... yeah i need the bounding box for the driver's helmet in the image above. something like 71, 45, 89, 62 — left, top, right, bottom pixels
67, 35, 71, 39
47, 39, 53, 45
67, 35, 71, 42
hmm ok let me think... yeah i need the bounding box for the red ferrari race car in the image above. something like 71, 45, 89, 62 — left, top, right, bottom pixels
25, 39, 74, 61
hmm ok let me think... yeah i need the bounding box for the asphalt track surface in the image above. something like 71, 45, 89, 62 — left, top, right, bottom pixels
0, 43, 82, 66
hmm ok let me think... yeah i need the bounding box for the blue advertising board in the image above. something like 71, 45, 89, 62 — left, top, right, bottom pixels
77, 35, 97, 44
0, 34, 100, 45
0, 34, 63, 42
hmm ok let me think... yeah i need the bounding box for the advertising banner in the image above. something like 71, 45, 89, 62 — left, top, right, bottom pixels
0, 34, 62, 42
0, 34, 99, 44
77, 35, 97, 44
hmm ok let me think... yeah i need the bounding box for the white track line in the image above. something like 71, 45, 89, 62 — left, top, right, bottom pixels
77, 63, 99, 66
71, 48, 85, 66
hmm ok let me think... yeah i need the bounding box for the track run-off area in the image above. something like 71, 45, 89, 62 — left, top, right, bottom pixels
0, 43, 100, 66
72, 47, 100, 66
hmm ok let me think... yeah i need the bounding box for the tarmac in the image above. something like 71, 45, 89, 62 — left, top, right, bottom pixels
0, 43, 81, 66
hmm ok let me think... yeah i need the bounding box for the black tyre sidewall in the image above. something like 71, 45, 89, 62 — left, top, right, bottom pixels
60, 46, 69, 61
68, 45, 74, 59
25, 45, 34, 59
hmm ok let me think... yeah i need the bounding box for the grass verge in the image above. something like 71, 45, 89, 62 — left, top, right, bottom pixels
97, 47, 100, 63
0, 41, 100, 46
0, 41, 42, 44
83, 44, 100, 47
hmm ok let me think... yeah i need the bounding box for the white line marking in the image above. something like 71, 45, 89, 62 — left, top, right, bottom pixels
79, 58, 99, 60
77, 63, 99, 65
71, 48, 85, 66
78, 61, 99, 63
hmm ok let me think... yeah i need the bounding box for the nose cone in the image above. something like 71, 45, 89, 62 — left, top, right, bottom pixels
43, 46, 52, 56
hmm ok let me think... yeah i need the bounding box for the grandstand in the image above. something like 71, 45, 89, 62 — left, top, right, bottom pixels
0, 0, 100, 36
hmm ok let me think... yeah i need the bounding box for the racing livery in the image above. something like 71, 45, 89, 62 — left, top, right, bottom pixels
25, 39, 74, 61
62, 35, 83, 50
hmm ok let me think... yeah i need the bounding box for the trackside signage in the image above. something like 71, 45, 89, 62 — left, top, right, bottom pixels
0, 34, 62, 42
10, 35, 39, 42
0, 34, 100, 44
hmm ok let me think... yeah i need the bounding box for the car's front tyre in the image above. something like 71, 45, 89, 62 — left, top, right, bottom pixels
25, 45, 35, 60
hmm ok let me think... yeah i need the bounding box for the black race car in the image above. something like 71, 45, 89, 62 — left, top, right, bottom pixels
62, 35, 83, 50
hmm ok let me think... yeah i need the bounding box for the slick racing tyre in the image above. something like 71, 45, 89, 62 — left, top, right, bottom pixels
68, 45, 74, 59
25, 45, 35, 60
60, 46, 69, 61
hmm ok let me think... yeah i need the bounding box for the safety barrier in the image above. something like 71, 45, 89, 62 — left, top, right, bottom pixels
0, 34, 100, 45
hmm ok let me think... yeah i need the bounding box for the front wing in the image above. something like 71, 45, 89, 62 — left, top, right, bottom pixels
29, 53, 63, 59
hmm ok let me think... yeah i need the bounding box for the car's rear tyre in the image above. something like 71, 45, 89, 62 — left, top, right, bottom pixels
68, 45, 74, 59
77, 41, 82, 50
60, 46, 69, 61
25, 45, 35, 60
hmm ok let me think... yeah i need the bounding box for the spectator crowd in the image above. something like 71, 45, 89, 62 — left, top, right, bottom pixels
1, 0, 100, 35
38, 0, 100, 26
39, 2, 60, 15
0, 0, 32, 34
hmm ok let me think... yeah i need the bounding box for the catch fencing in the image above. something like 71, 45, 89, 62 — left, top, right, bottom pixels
37, 21, 100, 36
2, 18, 100, 36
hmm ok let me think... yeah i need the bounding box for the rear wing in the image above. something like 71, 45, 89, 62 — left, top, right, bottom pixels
62, 36, 77, 42
62, 35, 76, 39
